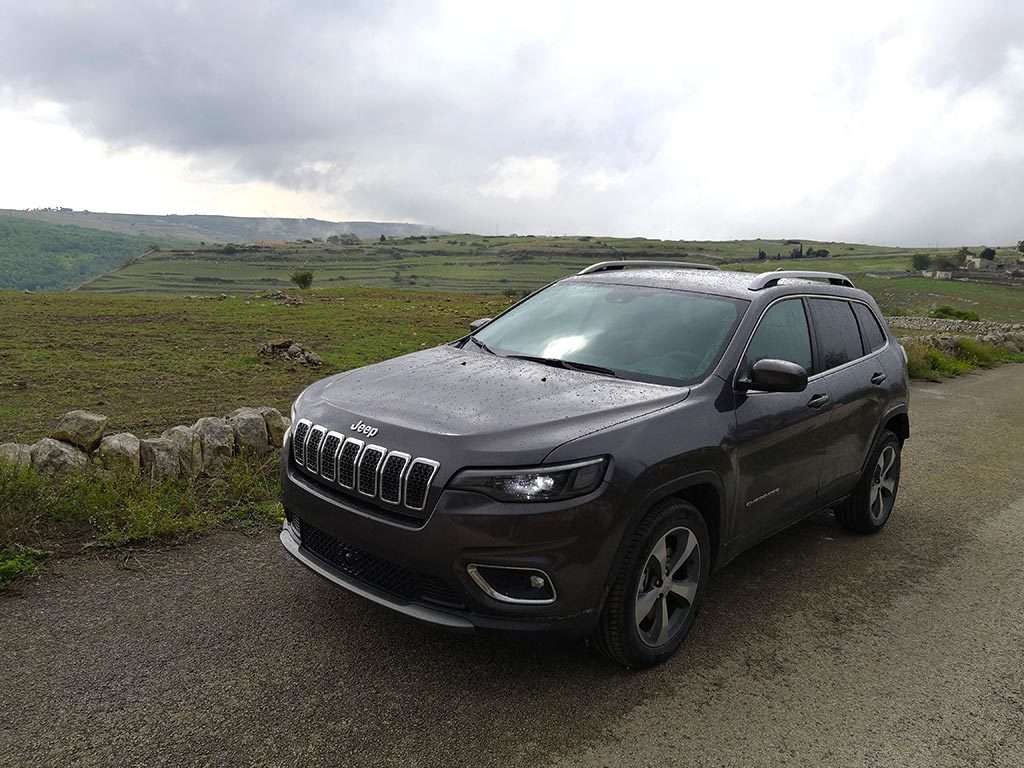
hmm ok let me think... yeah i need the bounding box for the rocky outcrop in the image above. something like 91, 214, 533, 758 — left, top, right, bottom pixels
226, 408, 270, 454
52, 410, 108, 452
0, 442, 32, 469
257, 339, 323, 366
97, 433, 141, 474
192, 417, 235, 475
30, 438, 90, 475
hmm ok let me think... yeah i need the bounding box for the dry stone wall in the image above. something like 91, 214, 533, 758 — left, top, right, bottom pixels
0, 407, 290, 479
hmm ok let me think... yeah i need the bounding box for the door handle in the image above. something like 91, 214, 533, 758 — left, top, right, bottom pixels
870, 372, 887, 385
807, 393, 831, 410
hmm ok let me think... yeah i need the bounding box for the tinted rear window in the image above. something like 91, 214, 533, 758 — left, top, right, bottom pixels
808, 299, 864, 371
852, 302, 886, 352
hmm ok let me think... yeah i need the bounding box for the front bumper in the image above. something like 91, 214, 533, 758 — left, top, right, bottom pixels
279, 459, 628, 637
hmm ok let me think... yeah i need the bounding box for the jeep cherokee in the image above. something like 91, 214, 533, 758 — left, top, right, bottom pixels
280, 262, 909, 668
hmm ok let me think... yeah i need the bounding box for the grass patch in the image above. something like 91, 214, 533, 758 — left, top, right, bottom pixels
0, 452, 282, 588
931, 305, 980, 321
0, 545, 49, 587
903, 338, 1024, 380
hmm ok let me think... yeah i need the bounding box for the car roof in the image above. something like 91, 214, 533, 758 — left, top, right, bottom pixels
566, 265, 872, 303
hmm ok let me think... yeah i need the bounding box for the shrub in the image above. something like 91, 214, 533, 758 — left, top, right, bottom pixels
912, 253, 931, 270
902, 341, 972, 380
979, 247, 996, 260
931, 306, 980, 321
289, 270, 314, 290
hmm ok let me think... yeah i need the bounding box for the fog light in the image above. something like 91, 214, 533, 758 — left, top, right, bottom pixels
467, 564, 556, 605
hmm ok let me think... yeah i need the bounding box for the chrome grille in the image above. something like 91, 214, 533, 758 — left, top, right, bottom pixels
291, 420, 440, 517
358, 446, 386, 496
405, 459, 439, 511
292, 420, 311, 466
305, 427, 326, 475
320, 432, 342, 481
337, 438, 363, 489
379, 452, 410, 504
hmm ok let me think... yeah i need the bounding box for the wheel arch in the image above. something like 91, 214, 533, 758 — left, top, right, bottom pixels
600, 470, 728, 612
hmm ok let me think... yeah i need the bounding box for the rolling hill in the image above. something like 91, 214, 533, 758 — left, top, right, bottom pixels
3, 208, 444, 244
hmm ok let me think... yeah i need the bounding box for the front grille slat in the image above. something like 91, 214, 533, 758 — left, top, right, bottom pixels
298, 518, 463, 608
305, 427, 326, 475
292, 420, 312, 466
405, 459, 439, 511
291, 420, 439, 520
319, 433, 342, 482
357, 446, 385, 497
379, 452, 410, 504
337, 438, 363, 489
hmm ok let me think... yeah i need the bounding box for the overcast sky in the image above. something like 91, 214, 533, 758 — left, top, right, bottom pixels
1, 0, 1022, 245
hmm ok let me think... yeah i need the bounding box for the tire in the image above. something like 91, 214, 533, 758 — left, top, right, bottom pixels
592, 498, 711, 669
836, 429, 902, 534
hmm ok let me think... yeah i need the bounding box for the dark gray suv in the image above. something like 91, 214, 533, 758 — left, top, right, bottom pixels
280, 262, 909, 667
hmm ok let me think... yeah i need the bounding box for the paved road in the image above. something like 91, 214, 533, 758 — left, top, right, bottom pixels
3, 366, 1024, 767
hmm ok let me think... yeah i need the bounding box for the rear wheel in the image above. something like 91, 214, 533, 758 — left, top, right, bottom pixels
836, 429, 901, 534
592, 498, 710, 668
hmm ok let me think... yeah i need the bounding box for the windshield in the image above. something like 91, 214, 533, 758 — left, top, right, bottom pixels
472, 281, 747, 385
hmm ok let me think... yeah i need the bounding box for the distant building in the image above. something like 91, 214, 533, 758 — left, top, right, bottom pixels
962, 256, 1006, 270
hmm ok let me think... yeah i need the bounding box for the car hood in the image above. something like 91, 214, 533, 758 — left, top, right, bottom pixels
294, 344, 688, 472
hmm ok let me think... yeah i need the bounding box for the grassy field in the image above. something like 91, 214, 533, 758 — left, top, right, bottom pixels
79, 234, 968, 296
0, 288, 503, 443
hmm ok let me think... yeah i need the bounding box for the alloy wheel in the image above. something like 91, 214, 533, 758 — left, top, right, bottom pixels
635, 526, 701, 648
869, 445, 898, 523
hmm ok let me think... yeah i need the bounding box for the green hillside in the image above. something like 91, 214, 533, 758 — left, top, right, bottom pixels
0, 215, 189, 290
79, 234, 937, 295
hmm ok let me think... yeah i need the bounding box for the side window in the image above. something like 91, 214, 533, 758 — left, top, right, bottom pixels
852, 302, 886, 352
745, 299, 813, 372
808, 299, 864, 371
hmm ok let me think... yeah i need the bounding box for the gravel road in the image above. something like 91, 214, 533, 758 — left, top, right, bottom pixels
3, 366, 1023, 767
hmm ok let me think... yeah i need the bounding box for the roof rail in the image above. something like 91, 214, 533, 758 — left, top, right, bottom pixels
578, 260, 720, 275
748, 270, 854, 291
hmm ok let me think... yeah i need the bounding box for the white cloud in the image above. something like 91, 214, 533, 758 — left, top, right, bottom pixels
0, 0, 1021, 243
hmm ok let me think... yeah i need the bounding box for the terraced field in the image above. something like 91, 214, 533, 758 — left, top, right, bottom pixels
78, 235, 953, 296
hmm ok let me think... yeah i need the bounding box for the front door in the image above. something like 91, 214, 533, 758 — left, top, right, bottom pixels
733, 298, 833, 543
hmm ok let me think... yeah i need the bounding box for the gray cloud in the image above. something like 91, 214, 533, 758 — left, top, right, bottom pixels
1, 1, 1022, 244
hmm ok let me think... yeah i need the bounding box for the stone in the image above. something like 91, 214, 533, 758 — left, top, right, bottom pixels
30, 438, 89, 475
192, 417, 235, 474
52, 410, 108, 452
303, 351, 323, 367
226, 408, 270, 454
0, 442, 32, 469
161, 425, 203, 477
255, 407, 290, 448
139, 437, 180, 480
97, 433, 140, 474
1002, 341, 1021, 354
286, 344, 303, 358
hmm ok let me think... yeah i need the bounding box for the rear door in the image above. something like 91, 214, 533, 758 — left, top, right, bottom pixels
807, 298, 889, 501
733, 298, 833, 543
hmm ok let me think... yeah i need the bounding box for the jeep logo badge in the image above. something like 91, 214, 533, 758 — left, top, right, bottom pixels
350, 420, 379, 438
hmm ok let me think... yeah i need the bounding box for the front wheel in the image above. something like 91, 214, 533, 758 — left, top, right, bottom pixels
836, 429, 902, 534
592, 498, 710, 668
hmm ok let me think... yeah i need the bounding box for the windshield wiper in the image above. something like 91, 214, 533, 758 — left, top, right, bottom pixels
504, 354, 619, 378
466, 335, 496, 355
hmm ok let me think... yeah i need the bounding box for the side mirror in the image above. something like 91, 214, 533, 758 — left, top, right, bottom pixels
469, 317, 492, 332
741, 359, 808, 393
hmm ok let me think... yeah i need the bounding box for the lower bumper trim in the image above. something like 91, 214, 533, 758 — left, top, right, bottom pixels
279, 529, 475, 632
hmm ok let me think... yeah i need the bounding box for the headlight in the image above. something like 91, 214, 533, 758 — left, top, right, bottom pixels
449, 457, 608, 502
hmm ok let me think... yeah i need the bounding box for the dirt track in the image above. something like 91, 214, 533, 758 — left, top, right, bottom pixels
2, 366, 1023, 767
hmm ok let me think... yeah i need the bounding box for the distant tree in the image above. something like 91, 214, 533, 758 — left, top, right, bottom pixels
912, 253, 932, 270
757, 248, 767, 260
1017, 240, 1024, 254
289, 270, 314, 290
379, 234, 387, 242
932, 255, 959, 271
221, 244, 238, 255
790, 246, 803, 259
327, 233, 360, 245
956, 246, 973, 259
979, 246, 997, 260
815, 249, 829, 258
